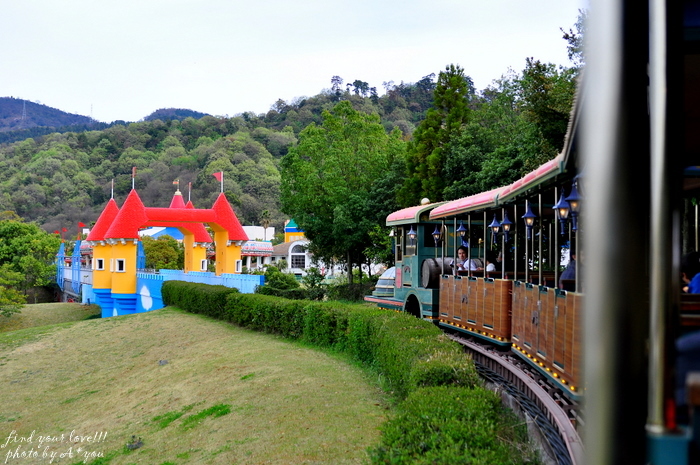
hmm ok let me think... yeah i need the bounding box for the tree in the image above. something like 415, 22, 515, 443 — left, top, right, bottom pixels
280, 101, 406, 283
398, 64, 472, 206
140, 235, 184, 270
561, 9, 587, 72
0, 263, 25, 317
519, 58, 576, 162
0, 219, 61, 296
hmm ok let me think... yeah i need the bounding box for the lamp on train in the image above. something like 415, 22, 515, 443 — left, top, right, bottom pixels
522, 204, 537, 239
565, 181, 581, 231
553, 192, 570, 235
432, 225, 442, 246
489, 214, 501, 244
456, 220, 468, 246
408, 225, 417, 245
500, 212, 513, 242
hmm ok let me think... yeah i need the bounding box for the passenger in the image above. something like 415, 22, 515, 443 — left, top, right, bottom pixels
451, 246, 477, 274
478, 251, 498, 272
681, 251, 700, 293
559, 243, 578, 290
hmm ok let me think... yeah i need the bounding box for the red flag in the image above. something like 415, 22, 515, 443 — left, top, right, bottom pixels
53, 230, 59, 235
212, 171, 223, 182
62, 227, 68, 232
78, 222, 86, 228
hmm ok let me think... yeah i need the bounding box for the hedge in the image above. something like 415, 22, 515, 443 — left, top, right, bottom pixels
161, 281, 537, 464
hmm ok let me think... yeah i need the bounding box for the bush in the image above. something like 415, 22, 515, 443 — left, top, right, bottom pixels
369, 386, 536, 465
162, 281, 238, 320
326, 282, 374, 302
301, 267, 326, 301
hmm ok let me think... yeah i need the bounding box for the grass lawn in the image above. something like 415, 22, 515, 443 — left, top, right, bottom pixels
0, 305, 389, 464
0, 302, 101, 334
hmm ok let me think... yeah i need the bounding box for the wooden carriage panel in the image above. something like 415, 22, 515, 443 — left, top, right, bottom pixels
518, 284, 540, 351
481, 278, 496, 331
455, 276, 469, 322
439, 275, 454, 320
491, 279, 512, 342
511, 281, 525, 343
537, 287, 555, 362
552, 289, 569, 376
566, 292, 583, 391
464, 277, 480, 326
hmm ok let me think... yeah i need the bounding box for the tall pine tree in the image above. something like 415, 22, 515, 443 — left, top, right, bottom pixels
398, 64, 472, 206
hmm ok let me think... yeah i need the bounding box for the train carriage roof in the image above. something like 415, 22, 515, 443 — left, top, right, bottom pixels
386, 201, 445, 226
429, 152, 572, 219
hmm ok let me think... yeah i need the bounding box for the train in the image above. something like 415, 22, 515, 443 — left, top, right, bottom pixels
366, 1, 700, 463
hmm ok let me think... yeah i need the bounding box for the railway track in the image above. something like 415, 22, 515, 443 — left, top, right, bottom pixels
447, 333, 584, 465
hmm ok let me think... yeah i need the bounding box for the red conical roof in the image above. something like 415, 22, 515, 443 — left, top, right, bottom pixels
105, 190, 148, 240
86, 198, 119, 242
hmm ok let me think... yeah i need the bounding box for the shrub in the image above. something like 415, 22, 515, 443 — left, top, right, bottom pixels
162, 281, 238, 320
369, 386, 536, 465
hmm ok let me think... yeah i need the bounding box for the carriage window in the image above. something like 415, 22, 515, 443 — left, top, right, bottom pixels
405, 226, 417, 256
200, 259, 208, 271
395, 228, 403, 262
95, 258, 104, 270
116, 259, 125, 272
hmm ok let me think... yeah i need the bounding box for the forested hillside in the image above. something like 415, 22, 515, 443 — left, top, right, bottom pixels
0, 74, 444, 238
0, 18, 582, 252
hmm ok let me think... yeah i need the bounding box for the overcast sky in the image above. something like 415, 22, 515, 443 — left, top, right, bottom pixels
1, 0, 587, 124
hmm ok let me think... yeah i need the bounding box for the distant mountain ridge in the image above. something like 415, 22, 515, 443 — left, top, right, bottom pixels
0, 98, 212, 145
0, 97, 94, 132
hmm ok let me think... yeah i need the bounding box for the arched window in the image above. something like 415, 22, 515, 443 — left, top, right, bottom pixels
291, 244, 306, 269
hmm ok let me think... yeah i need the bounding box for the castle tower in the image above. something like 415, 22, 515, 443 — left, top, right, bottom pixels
85, 198, 119, 317
211, 193, 247, 275
183, 197, 211, 272
104, 189, 147, 315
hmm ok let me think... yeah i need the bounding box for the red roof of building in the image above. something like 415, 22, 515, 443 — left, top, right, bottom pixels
86, 198, 119, 242
212, 193, 248, 241
169, 190, 186, 209
105, 189, 149, 239
97, 189, 242, 242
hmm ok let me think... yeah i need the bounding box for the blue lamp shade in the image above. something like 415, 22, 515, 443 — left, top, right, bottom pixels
565, 184, 581, 213
553, 192, 570, 235
553, 192, 570, 220
432, 225, 442, 243
565, 182, 582, 231
500, 212, 512, 232
500, 211, 513, 241
522, 205, 537, 239
408, 225, 417, 243
489, 214, 500, 233
456, 221, 467, 237
489, 214, 500, 243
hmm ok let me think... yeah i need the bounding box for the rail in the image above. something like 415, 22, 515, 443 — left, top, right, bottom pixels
448, 333, 584, 465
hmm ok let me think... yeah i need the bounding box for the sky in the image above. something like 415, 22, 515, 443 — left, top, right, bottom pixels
1, 0, 587, 124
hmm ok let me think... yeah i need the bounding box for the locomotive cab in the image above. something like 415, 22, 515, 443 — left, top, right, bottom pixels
364, 200, 446, 320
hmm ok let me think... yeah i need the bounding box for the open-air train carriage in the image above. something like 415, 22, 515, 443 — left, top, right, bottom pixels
429, 144, 584, 398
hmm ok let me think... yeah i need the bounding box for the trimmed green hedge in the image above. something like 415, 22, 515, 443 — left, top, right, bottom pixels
369, 386, 537, 464
162, 281, 536, 464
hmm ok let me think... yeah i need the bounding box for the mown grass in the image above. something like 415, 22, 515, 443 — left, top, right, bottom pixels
0, 305, 389, 464
0, 302, 100, 334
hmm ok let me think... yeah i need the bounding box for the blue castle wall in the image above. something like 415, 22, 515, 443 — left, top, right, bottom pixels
55, 252, 264, 318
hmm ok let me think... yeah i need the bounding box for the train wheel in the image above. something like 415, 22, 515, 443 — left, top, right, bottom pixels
404, 294, 421, 319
